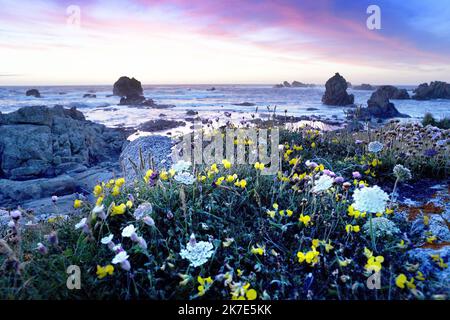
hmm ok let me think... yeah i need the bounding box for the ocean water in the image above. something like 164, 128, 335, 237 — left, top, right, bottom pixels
1, 85, 449, 134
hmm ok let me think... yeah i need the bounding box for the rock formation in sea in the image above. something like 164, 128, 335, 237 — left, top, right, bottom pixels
26, 89, 41, 98
375, 85, 410, 99
0, 105, 128, 212
283, 81, 291, 87
321, 73, 355, 106
349, 87, 409, 120
113, 76, 175, 108
274, 81, 315, 88
353, 83, 375, 90
412, 81, 450, 100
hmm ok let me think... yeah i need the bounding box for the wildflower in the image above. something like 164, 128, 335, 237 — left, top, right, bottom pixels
348, 205, 366, 219
289, 158, 299, 166
297, 248, 320, 266
178, 274, 191, 286
226, 174, 237, 182
114, 178, 125, 188
395, 274, 416, 289
430, 254, 448, 269
334, 176, 345, 184
171, 160, 191, 173
222, 159, 232, 169
398, 239, 407, 249
73, 199, 83, 209
174, 172, 196, 185
122, 225, 137, 239
305, 160, 318, 169
143, 216, 155, 227
215, 176, 225, 186
416, 271, 425, 281
266, 210, 276, 219
293, 144, 303, 151
222, 238, 235, 247
93, 204, 106, 220
311, 142, 316, 148
133, 202, 153, 220
93, 185, 103, 197
352, 171, 362, 179
273, 203, 279, 210
112, 251, 131, 271
10, 210, 21, 220
235, 179, 247, 189
299, 214, 311, 226
285, 209, 293, 217
210, 163, 219, 174
230, 282, 257, 300
324, 240, 334, 253
36, 242, 48, 255
179, 235, 214, 268
159, 171, 169, 180
393, 164, 412, 181
96, 196, 104, 206
362, 217, 400, 238
75, 217, 89, 233
365, 255, 384, 273
126, 200, 133, 209
96, 265, 114, 279
368, 141, 384, 153
254, 162, 265, 170
101, 234, 115, 250
345, 224, 360, 233
426, 235, 437, 244
352, 185, 389, 214
311, 175, 333, 193
144, 169, 153, 183
111, 203, 126, 216
251, 244, 265, 256
112, 186, 121, 197
338, 258, 352, 267
197, 276, 213, 296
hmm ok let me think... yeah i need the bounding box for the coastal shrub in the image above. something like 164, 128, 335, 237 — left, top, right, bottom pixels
0, 124, 448, 300
422, 113, 450, 130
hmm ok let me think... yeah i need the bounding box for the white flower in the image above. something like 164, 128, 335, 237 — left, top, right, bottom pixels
75, 218, 87, 230
352, 185, 389, 213
112, 251, 129, 264
121, 225, 136, 238
174, 172, 196, 185
143, 216, 155, 227
311, 175, 334, 193
101, 234, 114, 244
362, 217, 400, 238
393, 164, 412, 181
7, 220, 15, 228
10, 210, 21, 219
171, 160, 192, 173
179, 239, 214, 268
92, 204, 105, 214
112, 244, 122, 252
368, 141, 384, 153
133, 202, 153, 220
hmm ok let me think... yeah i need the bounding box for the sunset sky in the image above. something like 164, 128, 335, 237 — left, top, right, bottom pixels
0, 0, 449, 85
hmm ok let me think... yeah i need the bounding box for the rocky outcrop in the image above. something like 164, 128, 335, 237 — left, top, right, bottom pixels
113, 76, 143, 98
0, 105, 127, 181
138, 119, 185, 132
291, 81, 315, 88
83, 93, 96, 98
119, 136, 173, 183
283, 81, 291, 88
26, 89, 41, 98
412, 81, 450, 100
353, 83, 375, 90
322, 73, 354, 106
376, 85, 410, 99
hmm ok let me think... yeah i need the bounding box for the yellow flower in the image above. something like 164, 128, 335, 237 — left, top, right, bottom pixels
338, 258, 352, 267
105, 179, 115, 188
345, 224, 360, 233
311, 142, 316, 148
198, 175, 207, 182
115, 178, 125, 187
210, 163, 219, 174
246, 289, 257, 300
73, 199, 83, 209
289, 158, 299, 166
226, 174, 237, 182
251, 245, 265, 256
423, 215, 429, 225
363, 247, 373, 258
254, 162, 265, 170
111, 203, 126, 216
144, 169, 153, 183
299, 214, 311, 226
96, 264, 114, 279
286, 209, 293, 217
159, 171, 169, 180
93, 185, 103, 198
215, 176, 225, 186
197, 276, 213, 296
297, 251, 305, 263
235, 179, 247, 189
112, 186, 121, 197
398, 239, 407, 249
293, 144, 303, 151
272, 203, 279, 210
324, 240, 334, 253
126, 200, 133, 209
365, 256, 384, 273
222, 159, 232, 169
312, 239, 320, 249
96, 196, 104, 207
416, 271, 425, 281
395, 274, 416, 289
385, 207, 394, 215
267, 210, 276, 219
348, 205, 366, 219
426, 235, 437, 244
169, 168, 176, 177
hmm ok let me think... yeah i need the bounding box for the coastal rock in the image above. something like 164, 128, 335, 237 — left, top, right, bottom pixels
376, 85, 410, 99
412, 81, 450, 100
138, 119, 186, 132
291, 81, 315, 88
322, 73, 354, 106
186, 110, 198, 116
233, 102, 255, 106
26, 89, 41, 98
0, 105, 127, 180
274, 84, 284, 88
408, 247, 450, 290
283, 81, 291, 87
83, 93, 96, 98
353, 83, 375, 90
119, 136, 173, 183
113, 76, 143, 98
364, 88, 409, 119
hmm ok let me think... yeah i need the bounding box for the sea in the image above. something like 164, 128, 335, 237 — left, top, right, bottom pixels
1, 85, 449, 137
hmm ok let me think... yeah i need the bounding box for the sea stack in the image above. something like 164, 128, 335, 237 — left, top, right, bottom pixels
322, 73, 354, 106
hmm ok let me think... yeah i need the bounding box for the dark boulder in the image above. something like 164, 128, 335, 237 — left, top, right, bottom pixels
283, 81, 291, 88
322, 73, 354, 106
137, 119, 185, 132
25, 89, 41, 98
291, 81, 315, 88
233, 102, 255, 106
83, 93, 96, 98
113, 76, 143, 97
412, 81, 450, 100
353, 83, 375, 91
376, 85, 410, 99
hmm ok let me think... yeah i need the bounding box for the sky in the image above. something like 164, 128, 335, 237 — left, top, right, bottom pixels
0, 0, 449, 85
